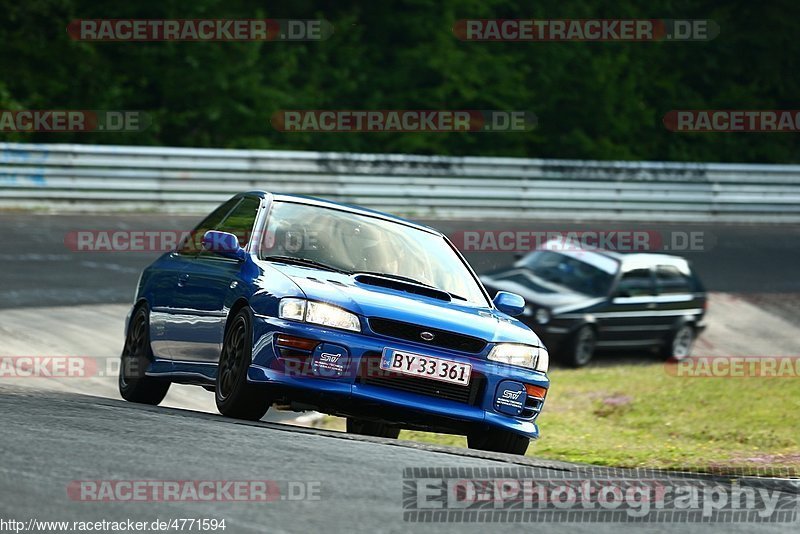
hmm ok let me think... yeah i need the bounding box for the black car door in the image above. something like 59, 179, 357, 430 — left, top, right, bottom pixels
595, 266, 663, 349
653, 263, 705, 334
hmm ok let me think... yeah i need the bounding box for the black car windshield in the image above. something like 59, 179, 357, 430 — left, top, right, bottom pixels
520, 250, 618, 297
259, 201, 489, 306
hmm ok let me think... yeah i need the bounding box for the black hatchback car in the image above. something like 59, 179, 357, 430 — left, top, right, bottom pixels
481, 244, 707, 367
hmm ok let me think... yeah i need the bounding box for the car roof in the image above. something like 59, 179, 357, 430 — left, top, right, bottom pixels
240, 191, 441, 235
537, 239, 691, 270
619, 253, 690, 270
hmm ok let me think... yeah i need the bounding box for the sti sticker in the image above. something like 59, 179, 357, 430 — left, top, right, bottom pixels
311, 343, 349, 378
494, 380, 526, 416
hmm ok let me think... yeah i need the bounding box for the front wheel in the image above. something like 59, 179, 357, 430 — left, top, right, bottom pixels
119, 305, 170, 405
215, 309, 272, 421
662, 324, 695, 361
468, 429, 530, 455
346, 418, 400, 439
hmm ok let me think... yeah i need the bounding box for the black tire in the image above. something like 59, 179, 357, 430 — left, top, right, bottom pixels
468, 429, 530, 455
560, 325, 596, 368
346, 418, 401, 439
215, 308, 271, 421
662, 324, 695, 361
119, 305, 170, 405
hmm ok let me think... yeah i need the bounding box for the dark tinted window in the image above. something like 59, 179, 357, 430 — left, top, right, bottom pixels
217, 196, 261, 247
616, 268, 654, 297
521, 250, 616, 297
656, 265, 692, 294
177, 198, 239, 255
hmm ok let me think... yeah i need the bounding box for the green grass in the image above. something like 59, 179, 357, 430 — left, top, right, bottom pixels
320, 364, 800, 473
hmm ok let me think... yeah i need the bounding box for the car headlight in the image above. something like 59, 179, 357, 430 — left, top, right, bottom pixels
535, 308, 551, 325
488, 343, 549, 373
278, 298, 361, 332
278, 298, 306, 320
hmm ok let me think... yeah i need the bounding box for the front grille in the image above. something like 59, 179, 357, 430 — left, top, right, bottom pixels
368, 317, 487, 354
357, 352, 485, 405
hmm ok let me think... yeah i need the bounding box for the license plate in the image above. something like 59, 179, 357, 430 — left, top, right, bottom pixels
380, 349, 472, 386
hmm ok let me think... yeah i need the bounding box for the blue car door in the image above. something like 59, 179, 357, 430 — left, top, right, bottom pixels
170, 196, 262, 363
155, 197, 241, 361
148, 250, 193, 360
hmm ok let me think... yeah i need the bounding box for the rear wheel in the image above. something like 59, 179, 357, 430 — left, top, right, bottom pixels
345, 418, 400, 439
216, 309, 272, 421
468, 429, 530, 455
560, 325, 596, 368
119, 305, 170, 405
662, 324, 695, 361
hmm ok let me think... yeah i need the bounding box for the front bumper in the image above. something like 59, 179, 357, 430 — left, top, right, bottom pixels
248, 314, 549, 439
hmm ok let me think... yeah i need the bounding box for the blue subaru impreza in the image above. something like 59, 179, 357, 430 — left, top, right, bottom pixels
119, 192, 549, 454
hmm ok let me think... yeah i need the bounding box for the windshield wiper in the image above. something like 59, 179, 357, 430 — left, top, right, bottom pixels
262, 255, 349, 274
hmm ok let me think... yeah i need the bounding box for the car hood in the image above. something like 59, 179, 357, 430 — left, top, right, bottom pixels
481, 268, 601, 314
266, 263, 543, 347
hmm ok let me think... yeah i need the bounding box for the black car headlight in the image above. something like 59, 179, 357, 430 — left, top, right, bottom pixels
278, 298, 361, 332
488, 343, 549, 373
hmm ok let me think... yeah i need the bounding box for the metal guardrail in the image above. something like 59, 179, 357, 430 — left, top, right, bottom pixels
1, 142, 799, 222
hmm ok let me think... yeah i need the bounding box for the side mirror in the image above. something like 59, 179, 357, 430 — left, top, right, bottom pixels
202, 230, 246, 260
493, 291, 525, 316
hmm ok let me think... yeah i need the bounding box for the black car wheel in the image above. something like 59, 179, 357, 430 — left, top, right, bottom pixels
662, 324, 695, 361
216, 308, 272, 421
561, 325, 596, 368
119, 305, 170, 405
468, 429, 530, 455
345, 418, 401, 439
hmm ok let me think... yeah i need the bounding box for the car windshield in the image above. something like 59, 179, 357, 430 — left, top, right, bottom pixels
520, 250, 618, 297
259, 201, 489, 306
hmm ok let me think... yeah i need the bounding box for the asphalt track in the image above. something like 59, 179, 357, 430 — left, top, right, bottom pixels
1, 213, 800, 308
1, 386, 797, 533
